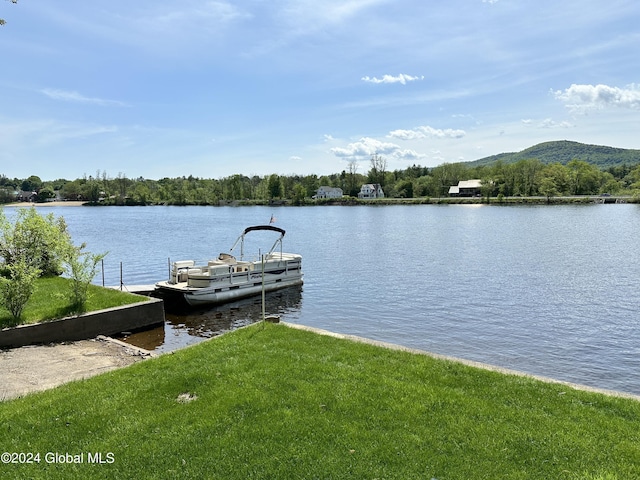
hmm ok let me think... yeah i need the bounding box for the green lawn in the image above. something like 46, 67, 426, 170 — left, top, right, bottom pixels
1, 322, 639, 479
0, 276, 147, 327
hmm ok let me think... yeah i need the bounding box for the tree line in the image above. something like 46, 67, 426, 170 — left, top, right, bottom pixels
2, 156, 640, 206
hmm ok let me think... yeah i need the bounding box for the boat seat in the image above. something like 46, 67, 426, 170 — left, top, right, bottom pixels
208, 254, 236, 265
173, 260, 195, 269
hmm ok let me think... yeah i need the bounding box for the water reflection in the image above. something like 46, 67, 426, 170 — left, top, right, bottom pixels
118, 286, 303, 353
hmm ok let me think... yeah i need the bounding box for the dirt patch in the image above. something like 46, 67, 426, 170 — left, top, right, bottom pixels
0, 337, 153, 401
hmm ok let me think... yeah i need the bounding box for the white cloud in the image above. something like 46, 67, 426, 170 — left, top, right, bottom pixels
398, 149, 422, 161
387, 129, 423, 140
361, 74, 425, 85
331, 137, 398, 157
538, 118, 574, 129
553, 83, 640, 113
451, 113, 475, 120
40, 88, 129, 107
482, 0, 499, 4
388, 125, 466, 140
521, 118, 573, 128
330, 137, 422, 162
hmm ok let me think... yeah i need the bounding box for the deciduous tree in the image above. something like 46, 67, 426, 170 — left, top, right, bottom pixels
267, 174, 283, 199
368, 154, 387, 187
0, 207, 72, 276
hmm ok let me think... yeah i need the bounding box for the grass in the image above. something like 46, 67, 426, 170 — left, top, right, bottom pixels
1, 322, 639, 479
0, 276, 148, 327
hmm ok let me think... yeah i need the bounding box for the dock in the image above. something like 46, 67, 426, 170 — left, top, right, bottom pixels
107, 285, 157, 295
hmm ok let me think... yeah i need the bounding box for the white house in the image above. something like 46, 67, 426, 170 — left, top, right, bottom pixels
313, 186, 343, 199
358, 184, 384, 199
448, 179, 482, 197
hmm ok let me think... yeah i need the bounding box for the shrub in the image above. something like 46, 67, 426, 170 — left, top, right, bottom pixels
0, 207, 73, 276
63, 244, 107, 313
0, 258, 40, 325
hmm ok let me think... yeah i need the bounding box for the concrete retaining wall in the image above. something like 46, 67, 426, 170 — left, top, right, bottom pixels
0, 298, 165, 348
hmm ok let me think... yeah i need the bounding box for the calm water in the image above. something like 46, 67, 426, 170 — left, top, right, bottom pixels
6, 204, 640, 395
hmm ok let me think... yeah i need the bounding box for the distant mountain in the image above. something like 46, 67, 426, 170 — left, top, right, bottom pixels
467, 140, 640, 169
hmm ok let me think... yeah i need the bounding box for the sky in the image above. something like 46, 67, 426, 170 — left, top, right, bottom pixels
1, 1, 639, 181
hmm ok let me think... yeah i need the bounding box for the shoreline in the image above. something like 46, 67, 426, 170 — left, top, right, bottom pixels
3, 201, 87, 207
2, 195, 636, 208
284, 322, 640, 402
4, 322, 640, 403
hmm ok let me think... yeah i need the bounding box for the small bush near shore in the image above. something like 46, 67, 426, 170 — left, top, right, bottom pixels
0, 258, 40, 325
0, 276, 146, 327
1, 323, 639, 479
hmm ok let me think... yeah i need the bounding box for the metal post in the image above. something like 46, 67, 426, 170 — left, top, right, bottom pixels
261, 254, 266, 321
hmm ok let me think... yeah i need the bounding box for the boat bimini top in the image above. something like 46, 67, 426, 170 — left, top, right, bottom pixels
228, 225, 286, 260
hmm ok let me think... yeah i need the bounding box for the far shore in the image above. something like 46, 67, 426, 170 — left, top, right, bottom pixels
4, 201, 87, 207
2, 194, 637, 209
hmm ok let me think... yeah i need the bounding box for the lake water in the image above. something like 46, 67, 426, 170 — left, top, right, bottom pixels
5, 203, 640, 395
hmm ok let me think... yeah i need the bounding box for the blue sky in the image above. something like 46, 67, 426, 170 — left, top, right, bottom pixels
1, 0, 639, 181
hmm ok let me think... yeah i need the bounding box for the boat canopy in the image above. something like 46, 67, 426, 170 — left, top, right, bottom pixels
242, 225, 286, 236
229, 225, 287, 259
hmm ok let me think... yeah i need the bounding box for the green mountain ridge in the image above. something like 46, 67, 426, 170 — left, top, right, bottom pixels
467, 140, 640, 169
